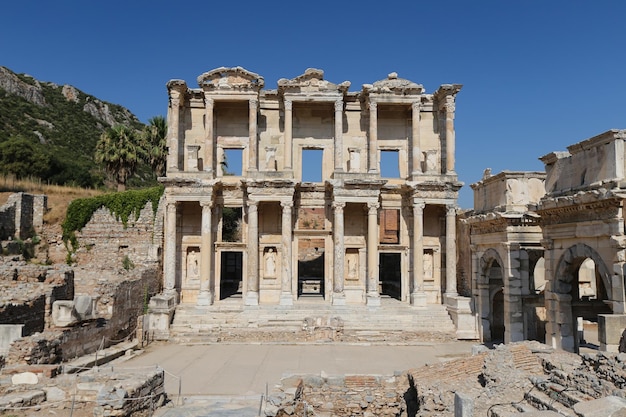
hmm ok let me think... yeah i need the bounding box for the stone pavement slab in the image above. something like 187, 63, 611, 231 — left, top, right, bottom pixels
119, 341, 476, 397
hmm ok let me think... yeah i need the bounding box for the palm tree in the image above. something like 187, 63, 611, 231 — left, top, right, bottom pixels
142, 115, 168, 177
95, 125, 143, 191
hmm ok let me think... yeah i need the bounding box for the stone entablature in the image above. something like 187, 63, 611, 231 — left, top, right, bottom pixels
540, 129, 626, 196
158, 67, 463, 319
471, 170, 546, 214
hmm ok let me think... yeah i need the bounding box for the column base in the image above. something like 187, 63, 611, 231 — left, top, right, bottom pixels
332, 292, 346, 306
245, 291, 259, 306
196, 291, 213, 307
410, 292, 428, 308
366, 293, 381, 307
279, 293, 293, 306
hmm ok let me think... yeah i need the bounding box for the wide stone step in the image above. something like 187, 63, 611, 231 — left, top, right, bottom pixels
524, 389, 577, 417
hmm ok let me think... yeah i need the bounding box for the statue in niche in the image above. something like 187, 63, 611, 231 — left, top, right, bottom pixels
423, 252, 433, 279
187, 250, 199, 279
265, 147, 276, 171
348, 149, 360, 173
265, 248, 276, 277
347, 254, 357, 278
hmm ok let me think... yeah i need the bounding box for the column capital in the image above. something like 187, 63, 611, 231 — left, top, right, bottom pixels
284, 99, 292, 110
369, 101, 377, 111
281, 201, 293, 210
205, 97, 214, 107
200, 200, 213, 208
332, 201, 346, 211
367, 201, 380, 212
334, 99, 343, 112
247, 200, 259, 210
413, 201, 426, 211
412, 101, 422, 112
444, 95, 456, 113
249, 97, 258, 108
446, 205, 457, 216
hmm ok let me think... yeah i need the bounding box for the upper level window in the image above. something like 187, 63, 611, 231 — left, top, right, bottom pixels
302, 148, 323, 182
221, 148, 243, 176
380, 150, 400, 178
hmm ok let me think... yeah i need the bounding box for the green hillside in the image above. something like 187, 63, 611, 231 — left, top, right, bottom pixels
0, 66, 153, 188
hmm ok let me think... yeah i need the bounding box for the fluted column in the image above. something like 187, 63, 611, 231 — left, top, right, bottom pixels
204, 97, 214, 175
164, 201, 177, 294
167, 94, 181, 172
367, 201, 381, 306
411, 201, 427, 307
411, 101, 422, 176
334, 99, 344, 172
284, 99, 293, 170
445, 205, 458, 296
248, 98, 258, 172
245, 200, 259, 305
445, 96, 456, 175
332, 201, 346, 305
368, 101, 378, 173
197, 201, 213, 306
280, 201, 293, 305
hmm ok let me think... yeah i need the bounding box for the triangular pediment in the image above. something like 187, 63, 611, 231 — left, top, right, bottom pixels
363, 72, 424, 95
278, 68, 350, 95
197, 67, 264, 91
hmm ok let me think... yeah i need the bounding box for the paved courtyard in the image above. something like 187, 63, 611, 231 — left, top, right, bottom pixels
121, 341, 477, 397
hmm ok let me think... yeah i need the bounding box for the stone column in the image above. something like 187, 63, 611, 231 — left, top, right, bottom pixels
280, 201, 294, 305
167, 94, 181, 172
504, 243, 524, 343
164, 201, 177, 295
248, 98, 258, 172
197, 201, 213, 306
411, 101, 422, 176
368, 101, 378, 173
411, 201, 427, 307
284, 99, 293, 170
445, 205, 458, 296
245, 200, 259, 305
445, 96, 456, 175
204, 97, 214, 174
332, 201, 346, 305
367, 201, 381, 306
334, 99, 344, 172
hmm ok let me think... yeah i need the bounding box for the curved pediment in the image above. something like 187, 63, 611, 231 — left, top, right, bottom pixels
363, 72, 424, 95
278, 68, 350, 95
197, 67, 264, 91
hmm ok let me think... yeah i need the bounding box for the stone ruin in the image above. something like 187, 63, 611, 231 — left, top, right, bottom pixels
0, 194, 164, 416
267, 341, 626, 416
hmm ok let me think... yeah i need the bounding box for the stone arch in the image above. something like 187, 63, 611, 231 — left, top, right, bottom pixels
477, 248, 505, 342
554, 243, 612, 301
551, 243, 614, 352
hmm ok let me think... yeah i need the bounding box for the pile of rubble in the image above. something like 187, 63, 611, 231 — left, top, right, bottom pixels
267, 341, 626, 416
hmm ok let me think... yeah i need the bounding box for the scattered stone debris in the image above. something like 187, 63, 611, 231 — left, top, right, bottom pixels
267, 341, 626, 416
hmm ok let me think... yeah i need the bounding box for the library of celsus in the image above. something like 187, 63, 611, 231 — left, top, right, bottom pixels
160, 67, 463, 308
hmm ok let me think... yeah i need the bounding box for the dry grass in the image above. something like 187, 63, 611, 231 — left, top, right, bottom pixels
0, 175, 105, 226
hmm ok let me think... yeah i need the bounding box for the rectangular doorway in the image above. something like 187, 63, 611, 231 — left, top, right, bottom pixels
297, 238, 325, 299
220, 251, 243, 300
379, 253, 401, 300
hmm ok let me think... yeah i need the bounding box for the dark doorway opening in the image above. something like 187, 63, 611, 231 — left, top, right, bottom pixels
491, 289, 505, 342
297, 239, 325, 299
379, 253, 401, 300
220, 251, 243, 300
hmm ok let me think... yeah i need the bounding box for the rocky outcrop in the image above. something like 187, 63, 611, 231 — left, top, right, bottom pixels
0, 66, 46, 106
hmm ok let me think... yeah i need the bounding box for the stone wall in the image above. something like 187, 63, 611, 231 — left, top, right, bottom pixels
0, 192, 47, 240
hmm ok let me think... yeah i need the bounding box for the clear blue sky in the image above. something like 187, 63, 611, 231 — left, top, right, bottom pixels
2, 1, 624, 208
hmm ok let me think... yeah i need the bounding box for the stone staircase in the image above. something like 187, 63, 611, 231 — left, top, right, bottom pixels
169, 296, 457, 344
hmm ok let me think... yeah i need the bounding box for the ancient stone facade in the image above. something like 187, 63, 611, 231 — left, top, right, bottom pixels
463, 171, 546, 344
0, 192, 47, 240
536, 129, 626, 352
160, 67, 463, 310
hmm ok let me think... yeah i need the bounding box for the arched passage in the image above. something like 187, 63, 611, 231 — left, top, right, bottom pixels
552, 243, 613, 352
478, 248, 505, 343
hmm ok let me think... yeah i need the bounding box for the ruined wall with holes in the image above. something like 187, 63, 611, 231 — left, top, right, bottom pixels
0, 192, 47, 240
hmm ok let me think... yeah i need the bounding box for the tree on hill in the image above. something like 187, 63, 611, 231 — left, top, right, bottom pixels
95, 125, 144, 191
0, 136, 51, 180
142, 115, 167, 177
